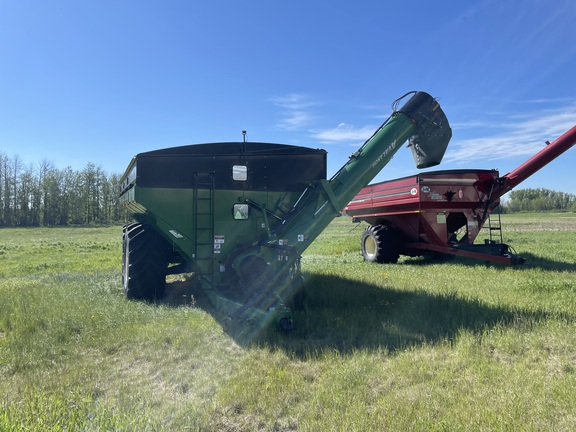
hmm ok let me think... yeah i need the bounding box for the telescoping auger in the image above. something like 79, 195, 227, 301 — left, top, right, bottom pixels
120, 91, 452, 334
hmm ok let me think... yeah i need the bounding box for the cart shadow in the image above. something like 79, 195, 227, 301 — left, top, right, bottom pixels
255, 273, 574, 358
403, 252, 575, 272
162, 273, 573, 358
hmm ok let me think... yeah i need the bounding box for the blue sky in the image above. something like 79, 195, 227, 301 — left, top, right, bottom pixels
1, 0, 575, 194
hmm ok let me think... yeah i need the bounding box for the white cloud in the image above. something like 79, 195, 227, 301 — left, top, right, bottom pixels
270, 92, 388, 142
270, 93, 317, 130
269, 93, 315, 110
445, 105, 576, 164
312, 123, 376, 143
278, 111, 313, 131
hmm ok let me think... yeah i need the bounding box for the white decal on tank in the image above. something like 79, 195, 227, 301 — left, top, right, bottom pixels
371, 140, 397, 169
169, 230, 183, 239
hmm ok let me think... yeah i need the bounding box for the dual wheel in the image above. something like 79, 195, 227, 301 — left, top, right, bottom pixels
122, 223, 171, 301
360, 224, 401, 264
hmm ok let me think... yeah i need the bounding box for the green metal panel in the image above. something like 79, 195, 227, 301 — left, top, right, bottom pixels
125, 183, 306, 278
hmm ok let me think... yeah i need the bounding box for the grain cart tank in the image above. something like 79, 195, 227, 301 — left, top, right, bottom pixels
345, 124, 576, 265
120, 91, 452, 333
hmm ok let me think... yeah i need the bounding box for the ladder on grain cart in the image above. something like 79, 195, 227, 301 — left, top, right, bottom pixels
486, 210, 503, 244
193, 172, 215, 285
482, 182, 504, 245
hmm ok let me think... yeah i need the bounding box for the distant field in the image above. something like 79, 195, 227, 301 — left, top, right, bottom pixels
1, 213, 575, 431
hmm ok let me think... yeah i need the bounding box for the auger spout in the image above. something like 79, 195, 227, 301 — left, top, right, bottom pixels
269, 91, 452, 253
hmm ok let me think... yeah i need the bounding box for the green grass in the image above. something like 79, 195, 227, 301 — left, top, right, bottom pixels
1, 214, 576, 431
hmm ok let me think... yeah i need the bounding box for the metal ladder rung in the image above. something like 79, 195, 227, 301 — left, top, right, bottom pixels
193, 172, 215, 287
487, 209, 503, 244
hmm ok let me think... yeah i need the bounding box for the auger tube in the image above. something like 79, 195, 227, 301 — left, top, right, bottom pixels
498, 124, 576, 196
226, 92, 451, 331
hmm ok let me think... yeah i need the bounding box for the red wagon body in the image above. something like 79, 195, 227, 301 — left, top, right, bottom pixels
345, 125, 576, 265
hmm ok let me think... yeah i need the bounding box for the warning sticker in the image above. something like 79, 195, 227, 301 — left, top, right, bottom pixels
430, 193, 445, 201
169, 229, 183, 239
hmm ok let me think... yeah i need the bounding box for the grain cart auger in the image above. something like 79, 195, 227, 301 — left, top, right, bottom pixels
119, 91, 452, 334
345, 124, 576, 265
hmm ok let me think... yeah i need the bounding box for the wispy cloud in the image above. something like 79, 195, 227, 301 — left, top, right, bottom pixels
270, 93, 576, 163
271, 93, 384, 142
446, 105, 576, 164
270, 93, 317, 130
312, 123, 376, 144
270, 94, 315, 110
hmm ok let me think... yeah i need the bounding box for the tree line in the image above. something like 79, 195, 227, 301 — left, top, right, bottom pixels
0, 153, 127, 227
500, 188, 576, 213
0, 152, 574, 228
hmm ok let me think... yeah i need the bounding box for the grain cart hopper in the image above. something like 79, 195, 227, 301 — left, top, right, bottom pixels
119, 91, 452, 333
344, 124, 576, 265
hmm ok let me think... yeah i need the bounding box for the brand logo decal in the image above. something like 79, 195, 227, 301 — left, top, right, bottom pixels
371, 140, 397, 169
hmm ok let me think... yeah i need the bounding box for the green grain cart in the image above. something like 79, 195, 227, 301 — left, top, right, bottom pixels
119, 91, 452, 334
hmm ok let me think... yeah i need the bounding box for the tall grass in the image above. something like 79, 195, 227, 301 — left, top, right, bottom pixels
1, 214, 575, 430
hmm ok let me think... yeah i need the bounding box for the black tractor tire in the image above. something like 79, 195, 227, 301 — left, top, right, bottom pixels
122, 223, 170, 301
360, 225, 401, 264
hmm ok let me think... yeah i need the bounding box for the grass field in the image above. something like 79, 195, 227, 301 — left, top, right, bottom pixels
1, 213, 575, 431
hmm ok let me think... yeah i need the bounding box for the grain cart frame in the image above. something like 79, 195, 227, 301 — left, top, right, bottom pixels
120, 91, 452, 333
344, 124, 576, 265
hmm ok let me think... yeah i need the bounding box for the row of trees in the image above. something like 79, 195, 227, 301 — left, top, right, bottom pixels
0, 153, 127, 227
0, 152, 574, 228
500, 188, 576, 213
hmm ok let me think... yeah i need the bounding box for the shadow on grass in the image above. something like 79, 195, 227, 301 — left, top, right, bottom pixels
265, 272, 576, 358
403, 252, 575, 272
511, 252, 576, 272
162, 273, 572, 358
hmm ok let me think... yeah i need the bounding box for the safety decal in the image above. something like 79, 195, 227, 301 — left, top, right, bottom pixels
169, 229, 183, 239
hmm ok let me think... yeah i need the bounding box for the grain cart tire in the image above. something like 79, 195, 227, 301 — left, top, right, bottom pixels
123, 223, 170, 301
361, 225, 400, 264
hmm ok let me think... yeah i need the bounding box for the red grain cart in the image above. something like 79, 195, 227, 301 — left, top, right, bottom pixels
344, 125, 576, 265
